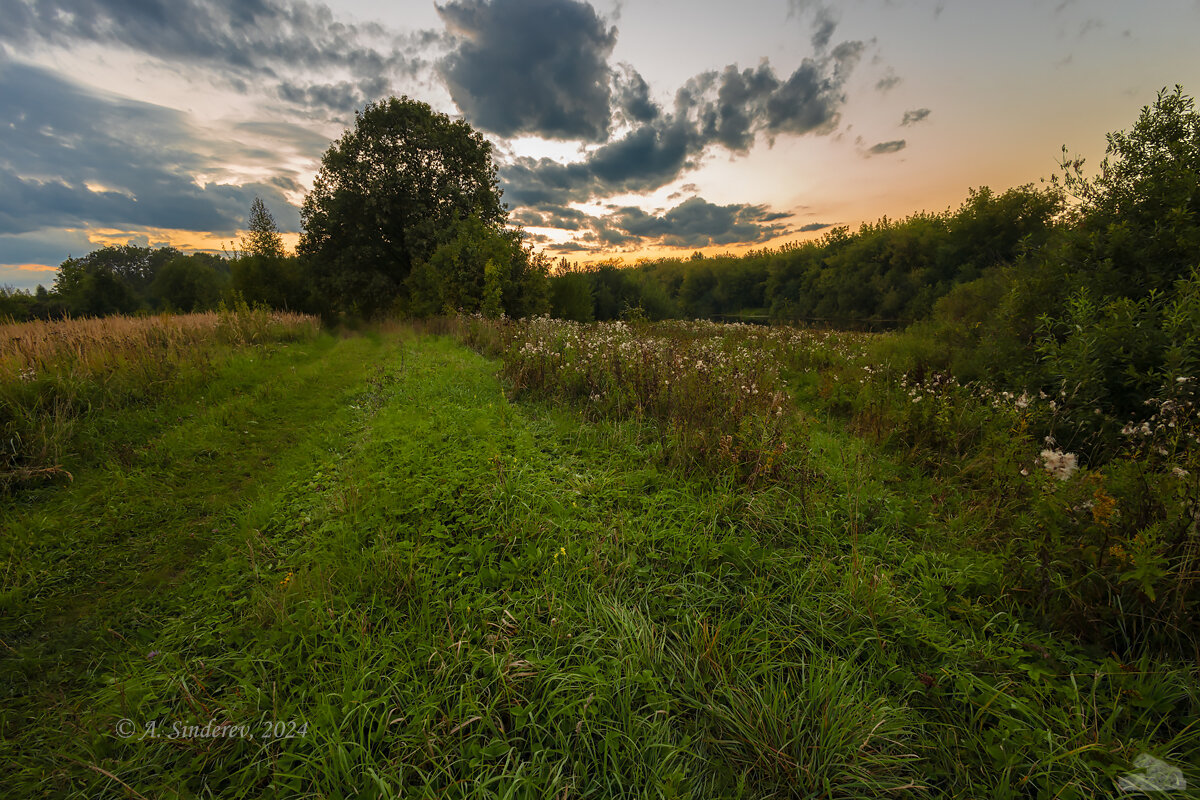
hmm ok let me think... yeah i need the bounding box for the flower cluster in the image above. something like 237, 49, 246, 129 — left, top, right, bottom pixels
465, 316, 796, 479
1120, 377, 1199, 452
1040, 449, 1079, 481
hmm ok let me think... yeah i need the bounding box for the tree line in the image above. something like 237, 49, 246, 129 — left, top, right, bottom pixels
545, 182, 1063, 327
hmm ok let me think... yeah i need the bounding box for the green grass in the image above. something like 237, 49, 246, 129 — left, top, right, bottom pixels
1, 330, 1197, 798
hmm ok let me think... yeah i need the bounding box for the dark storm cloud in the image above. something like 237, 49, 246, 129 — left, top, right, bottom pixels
900, 108, 931, 126
515, 197, 792, 252
600, 197, 790, 248
797, 221, 833, 232
587, 116, 701, 189
437, 0, 617, 141
613, 66, 659, 124
867, 139, 907, 155
544, 240, 598, 254
695, 64, 780, 152
685, 41, 860, 151
501, 43, 863, 208
765, 41, 862, 137
277, 76, 392, 114
533, 197, 790, 252
0, 0, 434, 113
0, 59, 300, 236
511, 205, 591, 231
501, 115, 700, 207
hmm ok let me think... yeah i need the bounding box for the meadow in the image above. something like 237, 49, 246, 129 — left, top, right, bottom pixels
0, 306, 319, 489
1, 312, 1197, 798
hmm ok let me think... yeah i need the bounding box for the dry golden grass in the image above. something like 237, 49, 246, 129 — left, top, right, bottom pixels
1, 308, 318, 380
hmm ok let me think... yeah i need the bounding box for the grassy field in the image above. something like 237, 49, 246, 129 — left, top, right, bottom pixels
1, 317, 1197, 798
0, 307, 319, 489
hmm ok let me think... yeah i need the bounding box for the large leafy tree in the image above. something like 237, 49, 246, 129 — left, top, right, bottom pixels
299, 96, 505, 316
1056, 85, 1200, 297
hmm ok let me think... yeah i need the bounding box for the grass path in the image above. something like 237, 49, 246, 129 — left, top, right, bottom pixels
0, 333, 406, 781
1, 332, 1195, 798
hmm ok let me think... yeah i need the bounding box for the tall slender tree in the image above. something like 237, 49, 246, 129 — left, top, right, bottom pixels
244, 197, 285, 259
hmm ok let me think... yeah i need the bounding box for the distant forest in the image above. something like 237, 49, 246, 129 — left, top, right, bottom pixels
544, 183, 1060, 328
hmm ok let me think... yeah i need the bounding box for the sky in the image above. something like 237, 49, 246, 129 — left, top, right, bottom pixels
1, 0, 1199, 290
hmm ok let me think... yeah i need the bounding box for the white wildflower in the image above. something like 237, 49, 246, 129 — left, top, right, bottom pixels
1040, 449, 1078, 481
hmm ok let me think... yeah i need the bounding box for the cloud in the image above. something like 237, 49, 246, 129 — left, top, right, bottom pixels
437, 0, 617, 140
667, 183, 699, 201
277, 77, 392, 114
501, 43, 863, 208
0, 228, 95, 271
544, 239, 598, 254
764, 41, 862, 138
900, 108, 931, 126
786, 0, 839, 51
866, 139, 906, 156
613, 65, 659, 124
808, 6, 839, 50
0, 59, 300, 237
598, 197, 790, 248
695, 64, 781, 152
797, 221, 833, 232
0, 0, 435, 114
875, 71, 901, 93
510, 205, 591, 231
514, 197, 792, 252
529, 197, 790, 252
501, 115, 700, 207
